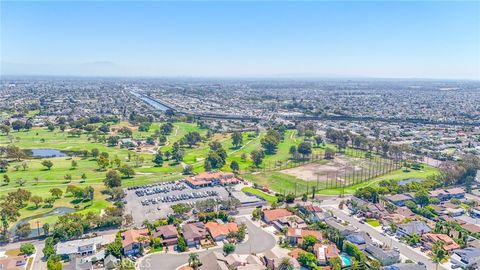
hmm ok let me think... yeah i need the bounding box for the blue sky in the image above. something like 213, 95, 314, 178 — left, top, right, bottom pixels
1, 1, 479, 79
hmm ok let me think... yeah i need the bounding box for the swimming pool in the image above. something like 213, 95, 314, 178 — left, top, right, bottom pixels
340, 254, 352, 266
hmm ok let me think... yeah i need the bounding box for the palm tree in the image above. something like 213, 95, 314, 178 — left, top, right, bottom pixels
278, 257, 294, 270
188, 253, 201, 269
432, 240, 447, 270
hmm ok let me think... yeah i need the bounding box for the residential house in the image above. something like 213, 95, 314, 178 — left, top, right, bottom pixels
55, 235, 113, 258
298, 204, 324, 222
121, 228, 150, 256
182, 222, 207, 247
262, 208, 293, 224
104, 254, 119, 270
462, 224, 480, 234
272, 215, 307, 231
345, 231, 372, 250
324, 218, 356, 237
439, 202, 465, 217
386, 194, 413, 207
286, 228, 322, 245
205, 222, 239, 241
470, 207, 480, 218
152, 224, 179, 246
396, 221, 431, 238
262, 247, 300, 270
199, 251, 266, 270
451, 248, 480, 269
429, 188, 465, 201
314, 243, 339, 265
421, 234, 460, 252
0, 256, 27, 270
365, 244, 400, 266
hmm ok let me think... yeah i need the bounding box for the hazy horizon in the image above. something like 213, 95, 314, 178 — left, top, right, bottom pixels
1, 1, 479, 80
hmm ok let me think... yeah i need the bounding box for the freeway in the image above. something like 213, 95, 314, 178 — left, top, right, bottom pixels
139, 216, 276, 270
325, 206, 447, 270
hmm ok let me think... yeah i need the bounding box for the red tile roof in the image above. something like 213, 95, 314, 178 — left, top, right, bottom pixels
121, 228, 149, 248
205, 222, 239, 239
263, 208, 292, 222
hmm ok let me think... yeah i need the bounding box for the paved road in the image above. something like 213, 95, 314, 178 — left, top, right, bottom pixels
139, 217, 276, 270
325, 206, 446, 270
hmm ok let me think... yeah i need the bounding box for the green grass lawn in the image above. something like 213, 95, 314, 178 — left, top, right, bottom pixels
366, 219, 381, 227
241, 186, 278, 204
243, 165, 439, 195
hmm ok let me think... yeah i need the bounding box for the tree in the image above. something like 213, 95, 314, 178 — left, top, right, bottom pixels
44, 197, 55, 207
297, 252, 317, 268
183, 131, 201, 147
104, 170, 121, 188
16, 222, 31, 238
117, 126, 133, 138
289, 145, 297, 158
177, 236, 187, 252
432, 240, 447, 269
188, 253, 201, 269
97, 156, 109, 170
105, 233, 123, 258
81, 173, 87, 182
43, 223, 50, 236
16, 178, 26, 186
49, 188, 63, 199
0, 200, 21, 235
17, 161, 25, 171
223, 243, 235, 254
47, 258, 62, 270
370, 259, 381, 270
91, 148, 99, 158
3, 174, 10, 185
153, 151, 164, 167
250, 150, 265, 167
414, 189, 430, 207
278, 257, 294, 270
0, 124, 10, 135
71, 160, 78, 169
324, 147, 335, 159
0, 159, 8, 173
20, 243, 35, 255
232, 132, 243, 149
314, 135, 324, 147
230, 161, 240, 173
64, 174, 72, 183
297, 142, 312, 158
285, 193, 295, 203
302, 235, 317, 251
329, 256, 342, 270
41, 160, 54, 170
183, 164, 193, 175
107, 136, 119, 146
204, 160, 212, 171
119, 165, 135, 178
11, 120, 25, 132
30, 195, 43, 208
85, 186, 94, 203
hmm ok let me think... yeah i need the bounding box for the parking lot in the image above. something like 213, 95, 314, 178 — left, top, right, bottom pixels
124, 180, 231, 226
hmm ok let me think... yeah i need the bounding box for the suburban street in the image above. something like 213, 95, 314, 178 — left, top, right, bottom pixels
325, 206, 447, 270
139, 216, 276, 270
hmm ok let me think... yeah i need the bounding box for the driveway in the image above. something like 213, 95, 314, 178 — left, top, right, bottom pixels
324, 206, 447, 270
139, 217, 276, 270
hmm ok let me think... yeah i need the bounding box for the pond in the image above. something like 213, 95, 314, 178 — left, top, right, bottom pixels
28, 149, 68, 158
10, 207, 75, 239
